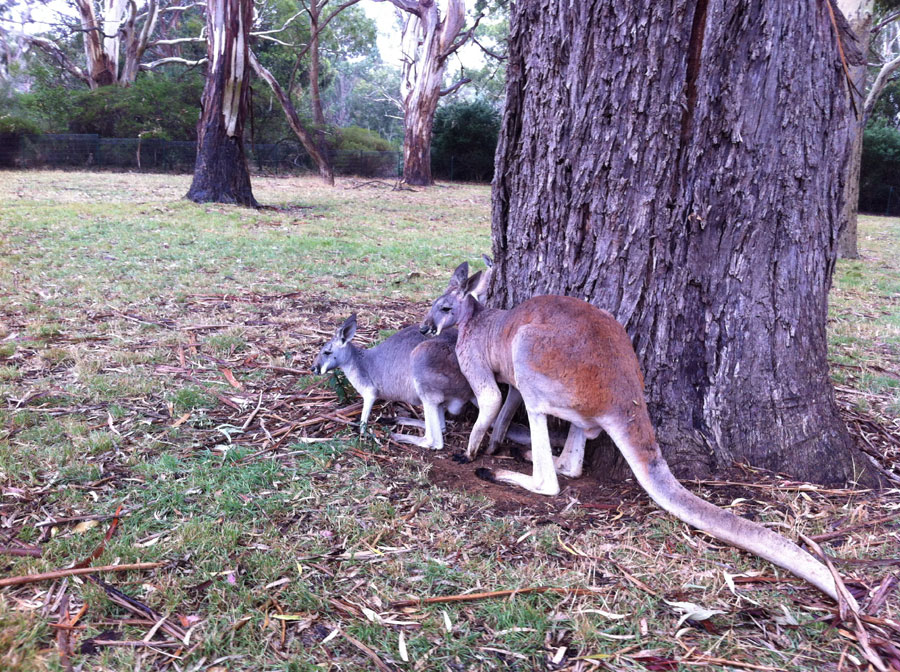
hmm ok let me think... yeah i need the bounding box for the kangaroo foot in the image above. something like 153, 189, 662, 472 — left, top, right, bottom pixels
474, 467, 496, 482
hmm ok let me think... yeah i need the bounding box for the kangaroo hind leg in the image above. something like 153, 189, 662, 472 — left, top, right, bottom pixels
478, 409, 560, 496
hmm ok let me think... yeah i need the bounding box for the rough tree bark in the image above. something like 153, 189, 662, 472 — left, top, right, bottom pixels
379, 0, 475, 185
186, 0, 257, 207
491, 0, 875, 486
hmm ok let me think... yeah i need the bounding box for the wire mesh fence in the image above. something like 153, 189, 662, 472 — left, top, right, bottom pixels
0, 133, 402, 178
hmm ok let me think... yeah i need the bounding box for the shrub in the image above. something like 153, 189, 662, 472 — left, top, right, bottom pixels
21, 75, 203, 140
0, 115, 41, 167
332, 125, 393, 151
431, 99, 500, 182
859, 124, 900, 216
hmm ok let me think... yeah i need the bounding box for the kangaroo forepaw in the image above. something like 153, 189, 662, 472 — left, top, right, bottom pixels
452, 452, 471, 464
474, 467, 496, 483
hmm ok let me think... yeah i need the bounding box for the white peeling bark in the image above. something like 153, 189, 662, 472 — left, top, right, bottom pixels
384, 0, 473, 185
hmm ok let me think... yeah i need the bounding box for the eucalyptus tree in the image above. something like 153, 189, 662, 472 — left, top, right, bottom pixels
186, 0, 257, 206
837, 0, 900, 257
375, 0, 481, 185
3, 0, 206, 88
489, 0, 876, 486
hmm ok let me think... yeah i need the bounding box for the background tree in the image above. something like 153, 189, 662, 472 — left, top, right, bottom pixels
2, 0, 207, 88
186, 0, 256, 206
249, 0, 376, 184
376, 0, 479, 185
490, 0, 874, 485
837, 0, 900, 257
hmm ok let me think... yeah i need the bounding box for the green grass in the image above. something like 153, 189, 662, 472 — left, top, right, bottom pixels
0, 172, 897, 671
830, 215, 900, 417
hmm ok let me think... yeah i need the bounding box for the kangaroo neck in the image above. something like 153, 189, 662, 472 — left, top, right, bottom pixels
341, 344, 373, 391
458, 306, 516, 385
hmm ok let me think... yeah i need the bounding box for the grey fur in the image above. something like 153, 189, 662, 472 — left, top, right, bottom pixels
314, 315, 473, 449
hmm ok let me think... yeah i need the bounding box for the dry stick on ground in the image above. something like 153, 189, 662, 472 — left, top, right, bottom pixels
390, 586, 600, 609
800, 533, 889, 672
809, 512, 900, 543
35, 511, 132, 528
865, 574, 900, 616
0, 545, 42, 557
88, 576, 188, 641
0, 562, 165, 588
341, 631, 393, 672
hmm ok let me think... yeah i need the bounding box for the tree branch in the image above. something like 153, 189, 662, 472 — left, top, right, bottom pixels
252, 9, 305, 36
150, 35, 206, 46
442, 12, 482, 59
472, 35, 506, 60
374, 0, 422, 20
874, 8, 900, 36
23, 34, 91, 85
865, 52, 900, 117
254, 34, 298, 47
248, 49, 334, 185
140, 55, 206, 69
440, 76, 470, 96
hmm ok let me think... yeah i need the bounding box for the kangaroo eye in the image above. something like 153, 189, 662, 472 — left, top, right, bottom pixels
324, 350, 332, 356
440, 306, 451, 313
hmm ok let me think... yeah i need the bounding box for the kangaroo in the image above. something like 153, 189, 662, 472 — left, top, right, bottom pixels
420, 261, 853, 605
313, 314, 472, 450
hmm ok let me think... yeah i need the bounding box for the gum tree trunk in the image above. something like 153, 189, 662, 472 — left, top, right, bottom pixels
187, 0, 257, 207
837, 0, 872, 259
492, 0, 874, 485
384, 0, 472, 185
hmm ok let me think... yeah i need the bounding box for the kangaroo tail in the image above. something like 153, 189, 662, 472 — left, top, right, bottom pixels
608, 427, 854, 608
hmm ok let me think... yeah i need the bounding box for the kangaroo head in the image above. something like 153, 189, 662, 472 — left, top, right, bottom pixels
421, 260, 492, 336
314, 314, 357, 374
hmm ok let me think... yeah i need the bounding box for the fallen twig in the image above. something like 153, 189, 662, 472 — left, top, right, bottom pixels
342, 631, 393, 672
390, 586, 599, 609
88, 576, 188, 641
809, 512, 900, 543
0, 545, 42, 557
0, 562, 165, 588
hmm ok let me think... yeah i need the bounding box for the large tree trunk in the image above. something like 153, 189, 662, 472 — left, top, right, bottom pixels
492, 0, 874, 486
186, 0, 258, 207
387, 0, 469, 186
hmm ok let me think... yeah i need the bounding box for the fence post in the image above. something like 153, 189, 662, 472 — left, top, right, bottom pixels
886, 187, 894, 218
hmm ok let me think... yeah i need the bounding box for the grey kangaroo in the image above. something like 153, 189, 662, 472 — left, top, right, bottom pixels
313, 314, 472, 450
420, 261, 853, 606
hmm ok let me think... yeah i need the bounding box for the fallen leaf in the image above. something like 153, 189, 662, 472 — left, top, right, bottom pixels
663, 600, 725, 629
73, 520, 99, 534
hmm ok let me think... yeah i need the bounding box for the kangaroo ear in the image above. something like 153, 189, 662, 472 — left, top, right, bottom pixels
465, 268, 491, 303
481, 254, 493, 269
448, 262, 469, 291
338, 313, 357, 343
459, 293, 479, 322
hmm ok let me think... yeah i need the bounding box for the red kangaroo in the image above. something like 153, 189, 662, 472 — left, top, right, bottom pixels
420, 261, 853, 605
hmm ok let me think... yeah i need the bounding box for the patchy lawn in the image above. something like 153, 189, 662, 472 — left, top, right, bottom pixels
1, 172, 898, 671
